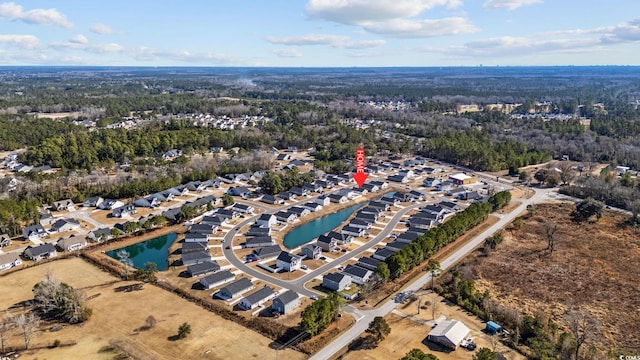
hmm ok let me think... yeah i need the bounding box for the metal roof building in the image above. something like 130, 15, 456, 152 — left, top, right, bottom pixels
427, 320, 470, 350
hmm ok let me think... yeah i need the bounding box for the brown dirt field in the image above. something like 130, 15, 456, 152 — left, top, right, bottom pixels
341, 294, 525, 360
474, 202, 640, 352
0, 258, 304, 360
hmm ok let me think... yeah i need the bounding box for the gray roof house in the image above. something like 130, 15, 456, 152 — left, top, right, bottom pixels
301, 244, 322, 260
181, 241, 208, 254
386, 240, 410, 252
56, 236, 87, 252
357, 256, 382, 271
261, 194, 284, 205
83, 196, 104, 208
199, 270, 235, 290
24, 243, 57, 261
181, 250, 213, 266
341, 226, 365, 237
185, 232, 209, 243
87, 227, 119, 242
201, 215, 228, 227
303, 202, 323, 212
50, 218, 81, 233
189, 223, 217, 235
256, 214, 277, 228
39, 213, 55, 226
252, 245, 282, 260
232, 203, 254, 214
342, 264, 373, 285
52, 199, 75, 211
323, 272, 352, 291
244, 236, 274, 248
316, 235, 337, 252
22, 224, 47, 242
373, 248, 395, 261
315, 196, 331, 206
271, 290, 300, 314
277, 251, 302, 272
275, 211, 297, 223
217, 278, 255, 299
187, 261, 220, 277
112, 204, 137, 218
239, 286, 277, 310
246, 226, 271, 237
289, 206, 310, 217
0, 252, 22, 271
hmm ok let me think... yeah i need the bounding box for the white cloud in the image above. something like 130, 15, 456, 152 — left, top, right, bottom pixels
69, 34, 88, 45
130, 46, 235, 64
483, 0, 542, 10
305, 0, 474, 38
335, 39, 387, 49
274, 48, 303, 58
0, 34, 39, 49
306, 0, 461, 24
267, 34, 348, 46
90, 23, 117, 35
0, 2, 73, 28
362, 17, 478, 37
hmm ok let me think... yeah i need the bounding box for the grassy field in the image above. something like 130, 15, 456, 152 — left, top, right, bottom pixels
475, 202, 640, 352
0, 258, 305, 360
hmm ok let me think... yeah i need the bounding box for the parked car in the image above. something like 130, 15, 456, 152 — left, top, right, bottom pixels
310, 295, 318, 300
300, 265, 308, 270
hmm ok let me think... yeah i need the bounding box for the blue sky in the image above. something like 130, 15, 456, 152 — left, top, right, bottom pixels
0, 0, 639, 66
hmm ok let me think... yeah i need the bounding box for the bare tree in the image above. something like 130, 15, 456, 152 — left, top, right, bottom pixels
557, 162, 576, 185
14, 313, 39, 350
566, 310, 599, 360
145, 315, 157, 329
626, 199, 640, 224
0, 313, 16, 353
545, 221, 558, 253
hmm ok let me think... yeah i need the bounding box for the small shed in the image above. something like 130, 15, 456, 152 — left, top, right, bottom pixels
486, 321, 502, 334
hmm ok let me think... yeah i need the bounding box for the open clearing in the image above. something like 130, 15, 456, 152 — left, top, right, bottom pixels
0, 257, 304, 360
474, 202, 640, 352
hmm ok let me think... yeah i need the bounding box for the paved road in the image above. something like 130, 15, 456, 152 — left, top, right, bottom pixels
309, 186, 555, 360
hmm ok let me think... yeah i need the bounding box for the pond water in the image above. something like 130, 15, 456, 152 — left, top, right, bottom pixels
283, 203, 364, 249
107, 233, 177, 271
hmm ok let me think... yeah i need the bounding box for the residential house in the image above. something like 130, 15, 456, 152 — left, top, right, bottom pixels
271, 290, 300, 314
315, 196, 331, 206
232, 203, 254, 214
217, 278, 254, 299
341, 226, 365, 237
275, 211, 297, 223
185, 233, 209, 243
39, 213, 55, 226
339, 189, 356, 199
24, 243, 57, 261
278, 191, 296, 201
216, 209, 239, 221
277, 251, 302, 272
228, 186, 251, 197
328, 194, 348, 204
52, 199, 75, 212
244, 236, 274, 248
423, 167, 442, 175
87, 227, 119, 242
287, 146, 298, 153
327, 231, 353, 245
449, 173, 477, 185
421, 205, 449, 219
323, 272, 352, 291
446, 187, 467, 198
368, 201, 390, 211
435, 182, 453, 192
260, 194, 284, 205
408, 217, 434, 230
201, 215, 227, 227
112, 204, 137, 218
397, 231, 420, 243
289, 187, 308, 197
256, 214, 277, 228
0, 252, 22, 271
370, 180, 389, 189
83, 196, 104, 208
380, 196, 400, 207
301, 244, 322, 260
439, 201, 459, 211
423, 177, 441, 187
357, 257, 382, 271
187, 261, 220, 277
276, 154, 291, 161
252, 245, 282, 260
182, 241, 208, 254
189, 223, 218, 235
317, 235, 337, 252
22, 224, 47, 242
356, 213, 377, 226
134, 197, 161, 208
362, 183, 380, 193
56, 236, 87, 252
373, 248, 395, 261
314, 180, 333, 189
303, 202, 323, 212
407, 190, 426, 202
181, 251, 213, 266
51, 218, 81, 233
387, 174, 408, 183
342, 265, 373, 285
205, 179, 223, 188
239, 286, 276, 310
289, 206, 310, 218
398, 169, 415, 180
302, 183, 321, 193
427, 320, 471, 350
0, 234, 11, 248
185, 181, 207, 192
162, 207, 182, 222
460, 191, 481, 201
161, 149, 182, 161
349, 219, 372, 230
386, 241, 410, 252
199, 270, 235, 290
246, 226, 271, 237
359, 206, 383, 217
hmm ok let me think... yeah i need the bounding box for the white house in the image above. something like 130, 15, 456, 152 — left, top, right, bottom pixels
276, 251, 302, 272
427, 320, 471, 350
323, 272, 351, 291
316, 196, 331, 206
56, 236, 87, 252
0, 252, 22, 271
342, 264, 373, 285
256, 214, 277, 228
239, 286, 276, 310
